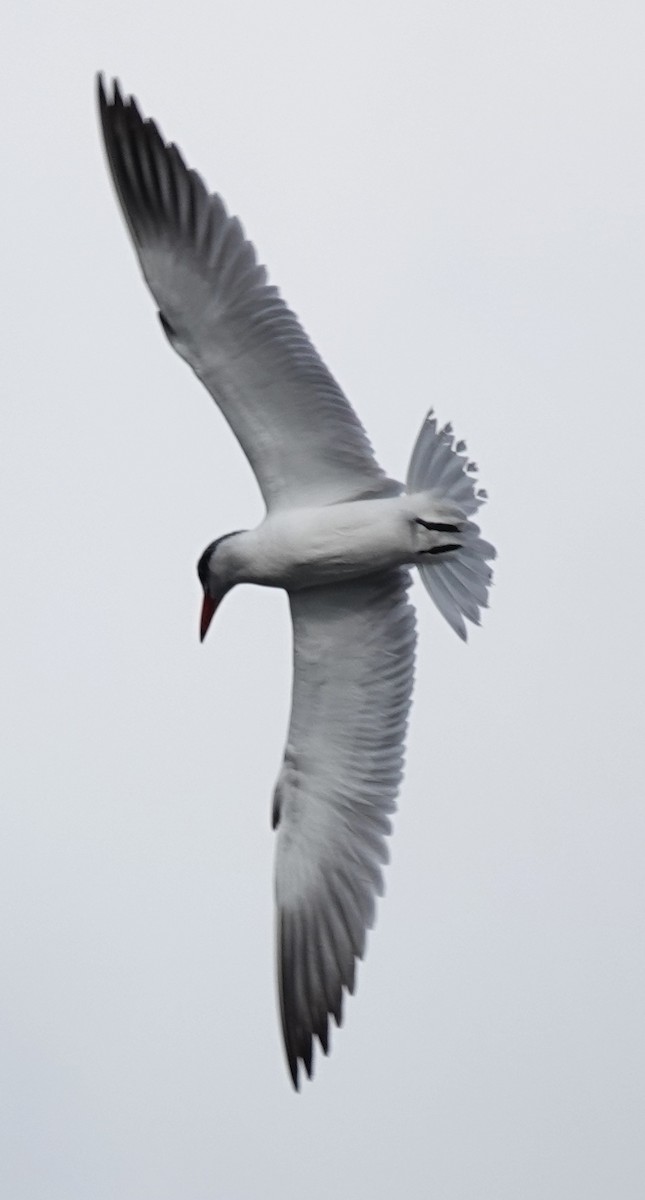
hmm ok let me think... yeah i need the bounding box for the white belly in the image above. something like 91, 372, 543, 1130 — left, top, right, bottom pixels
234, 495, 429, 589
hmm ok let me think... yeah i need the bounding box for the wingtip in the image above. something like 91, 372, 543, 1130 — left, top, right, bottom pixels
96, 71, 113, 105
96, 73, 128, 113
96, 71, 109, 123
284, 1021, 336, 1088
288, 1058, 301, 1091
284, 1034, 315, 1091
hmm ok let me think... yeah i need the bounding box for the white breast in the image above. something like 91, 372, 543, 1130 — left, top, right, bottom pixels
235, 496, 417, 590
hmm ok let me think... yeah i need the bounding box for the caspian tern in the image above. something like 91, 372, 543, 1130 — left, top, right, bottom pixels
98, 76, 496, 1087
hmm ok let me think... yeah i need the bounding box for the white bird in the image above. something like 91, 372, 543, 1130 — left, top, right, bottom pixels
98, 75, 496, 1087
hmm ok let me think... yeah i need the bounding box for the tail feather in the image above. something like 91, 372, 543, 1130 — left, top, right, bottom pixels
407, 410, 496, 639
449, 559, 490, 607
423, 568, 468, 641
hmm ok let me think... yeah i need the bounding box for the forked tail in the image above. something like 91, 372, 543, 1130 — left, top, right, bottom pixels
407, 410, 496, 640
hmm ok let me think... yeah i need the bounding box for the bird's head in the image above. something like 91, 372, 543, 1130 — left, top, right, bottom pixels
196, 532, 244, 641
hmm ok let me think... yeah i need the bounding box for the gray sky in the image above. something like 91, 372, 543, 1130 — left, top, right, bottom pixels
2, 1, 644, 1197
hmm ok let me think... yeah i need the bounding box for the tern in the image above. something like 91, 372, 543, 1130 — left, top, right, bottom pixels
98, 76, 496, 1087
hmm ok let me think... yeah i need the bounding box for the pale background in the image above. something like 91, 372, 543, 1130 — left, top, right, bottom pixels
2, 2, 644, 1197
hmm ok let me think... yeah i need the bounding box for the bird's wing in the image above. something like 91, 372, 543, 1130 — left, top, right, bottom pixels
273, 570, 416, 1086
98, 77, 398, 511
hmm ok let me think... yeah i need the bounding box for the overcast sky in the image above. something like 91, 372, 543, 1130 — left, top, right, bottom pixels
2, 1, 644, 1197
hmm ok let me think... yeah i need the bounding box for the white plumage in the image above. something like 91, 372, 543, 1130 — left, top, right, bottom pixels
98, 75, 496, 1086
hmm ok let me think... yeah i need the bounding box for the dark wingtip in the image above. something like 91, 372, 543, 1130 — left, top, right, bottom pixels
96, 72, 115, 103
96, 72, 109, 128
288, 1055, 300, 1091
96, 73, 128, 119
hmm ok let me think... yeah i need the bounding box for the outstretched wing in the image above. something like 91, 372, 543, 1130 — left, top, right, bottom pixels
273, 570, 416, 1086
97, 76, 397, 510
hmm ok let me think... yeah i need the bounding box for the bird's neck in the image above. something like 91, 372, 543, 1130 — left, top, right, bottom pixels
216, 529, 262, 588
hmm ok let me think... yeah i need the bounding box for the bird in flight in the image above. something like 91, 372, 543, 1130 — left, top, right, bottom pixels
97, 75, 496, 1088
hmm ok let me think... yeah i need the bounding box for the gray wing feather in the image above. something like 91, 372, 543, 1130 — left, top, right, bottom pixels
273, 570, 416, 1086
97, 76, 397, 510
